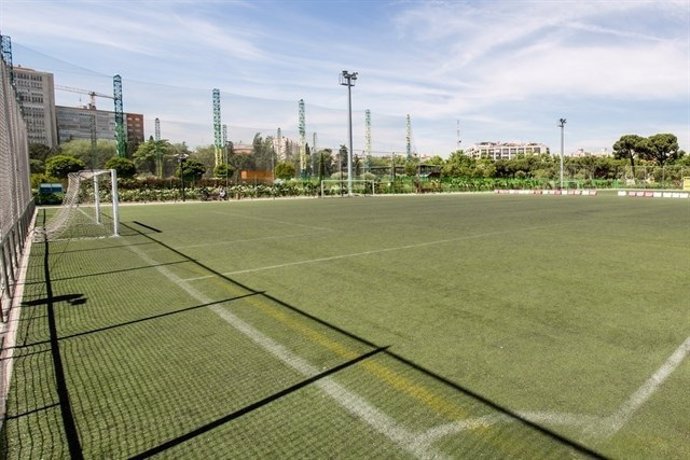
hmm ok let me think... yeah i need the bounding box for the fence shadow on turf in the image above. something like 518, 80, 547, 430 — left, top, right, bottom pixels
123, 223, 607, 460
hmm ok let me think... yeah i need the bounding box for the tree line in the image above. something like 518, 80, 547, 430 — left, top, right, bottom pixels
29, 132, 688, 187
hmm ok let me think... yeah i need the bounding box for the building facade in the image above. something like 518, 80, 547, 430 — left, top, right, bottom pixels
13, 66, 58, 147
125, 113, 144, 146
466, 142, 550, 161
56, 106, 145, 146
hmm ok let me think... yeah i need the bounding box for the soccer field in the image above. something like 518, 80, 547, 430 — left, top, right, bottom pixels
3, 193, 689, 458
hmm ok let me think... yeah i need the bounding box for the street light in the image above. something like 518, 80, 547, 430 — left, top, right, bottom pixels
340, 70, 358, 196
176, 153, 189, 202
558, 118, 566, 190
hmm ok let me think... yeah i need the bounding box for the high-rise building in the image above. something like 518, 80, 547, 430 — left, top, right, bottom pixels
13, 66, 58, 147
56, 106, 144, 147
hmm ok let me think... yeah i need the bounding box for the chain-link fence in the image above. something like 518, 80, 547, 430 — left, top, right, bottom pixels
0, 50, 35, 323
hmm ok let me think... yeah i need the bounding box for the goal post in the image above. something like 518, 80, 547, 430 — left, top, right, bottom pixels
38, 169, 120, 240
320, 179, 376, 197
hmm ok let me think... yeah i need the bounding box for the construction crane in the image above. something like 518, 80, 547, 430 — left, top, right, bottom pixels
55, 76, 126, 157
55, 84, 113, 110
212, 88, 222, 168
298, 99, 306, 178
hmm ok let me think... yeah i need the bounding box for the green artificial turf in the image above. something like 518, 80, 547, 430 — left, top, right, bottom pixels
2, 193, 688, 458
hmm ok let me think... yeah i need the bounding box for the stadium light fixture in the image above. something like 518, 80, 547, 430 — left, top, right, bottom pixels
558, 118, 566, 190
340, 70, 358, 196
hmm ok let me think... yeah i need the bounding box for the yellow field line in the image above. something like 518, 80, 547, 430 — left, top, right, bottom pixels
205, 274, 472, 422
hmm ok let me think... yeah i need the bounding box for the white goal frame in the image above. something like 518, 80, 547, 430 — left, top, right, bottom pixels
320, 179, 376, 197
39, 169, 120, 240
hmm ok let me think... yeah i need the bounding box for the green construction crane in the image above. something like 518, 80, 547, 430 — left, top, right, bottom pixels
113, 75, 126, 157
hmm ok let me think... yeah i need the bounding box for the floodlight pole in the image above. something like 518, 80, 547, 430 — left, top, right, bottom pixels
558, 118, 566, 190
341, 70, 357, 196
177, 153, 189, 202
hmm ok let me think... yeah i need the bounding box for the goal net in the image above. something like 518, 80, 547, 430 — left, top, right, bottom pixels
320, 179, 376, 197
37, 169, 120, 241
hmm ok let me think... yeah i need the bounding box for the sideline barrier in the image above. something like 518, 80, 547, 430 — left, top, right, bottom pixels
617, 190, 689, 199
494, 189, 597, 196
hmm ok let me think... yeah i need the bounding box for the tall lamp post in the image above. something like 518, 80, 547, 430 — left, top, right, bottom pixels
177, 153, 189, 202
340, 70, 358, 196
558, 118, 566, 190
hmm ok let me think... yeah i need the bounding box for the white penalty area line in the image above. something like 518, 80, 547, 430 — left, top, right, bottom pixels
601, 335, 690, 438
181, 221, 570, 281
416, 336, 690, 447
126, 242, 445, 459
414, 411, 602, 450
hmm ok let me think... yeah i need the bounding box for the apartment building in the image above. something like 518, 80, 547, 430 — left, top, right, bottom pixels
466, 141, 550, 160
56, 105, 145, 146
13, 66, 58, 147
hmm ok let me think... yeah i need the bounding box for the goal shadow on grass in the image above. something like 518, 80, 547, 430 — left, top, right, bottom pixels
122, 223, 607, 459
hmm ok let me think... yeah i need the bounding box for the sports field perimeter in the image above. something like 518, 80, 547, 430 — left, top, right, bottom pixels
2, 193, 689, 458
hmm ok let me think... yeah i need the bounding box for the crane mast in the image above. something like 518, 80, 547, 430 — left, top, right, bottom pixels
406, 114, 412, 160
365, 109, 372, 173
298, 99, 306, 178
212, 88, 222, 168
113, 75, 126, 157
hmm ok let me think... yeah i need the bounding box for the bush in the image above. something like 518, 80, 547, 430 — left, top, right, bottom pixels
45, 155, 85, 178
33, 191, 64, 205
105, 157, 137, 178
31, 173, 61, 189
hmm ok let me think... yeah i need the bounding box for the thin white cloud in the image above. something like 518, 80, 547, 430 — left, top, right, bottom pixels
1, 0, 688, 154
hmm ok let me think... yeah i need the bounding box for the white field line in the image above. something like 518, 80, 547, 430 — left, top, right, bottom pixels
210, 210, 335, 232
0, 220, 36, 432
417, 334, 690, 446
412, 414, 507, 451
180, 222, 570, 280
126, 243, 444, 459
178, 223, 570, 282
174, 231, 329, 250
414, 412, 603, 449
601, 335, 690, 438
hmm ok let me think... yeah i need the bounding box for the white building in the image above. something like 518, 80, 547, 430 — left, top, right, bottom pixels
13, 66, 58, 147
466, 141, 550, 160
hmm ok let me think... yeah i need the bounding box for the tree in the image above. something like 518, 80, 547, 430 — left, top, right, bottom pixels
612, 134, 648, 175
314, 149, 334, 179
133, 138, 176, 177
274, 161, 296, 180
178, 158, 206, 182
192, 145, 217, 177
30, 159, 45, 174
59, 139, 117, 170
104, 157, 137, 179
424, 155, 445, 166
404, 160, 418, 177
644, 133, 679, 167
29, 143, 56, 162
214, 163, 234, 180
45, 155, 85, 178
252, 133, 276, 171
442, 151, 474, 177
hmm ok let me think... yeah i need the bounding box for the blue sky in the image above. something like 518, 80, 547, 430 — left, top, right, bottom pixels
1, 0, 688, 157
